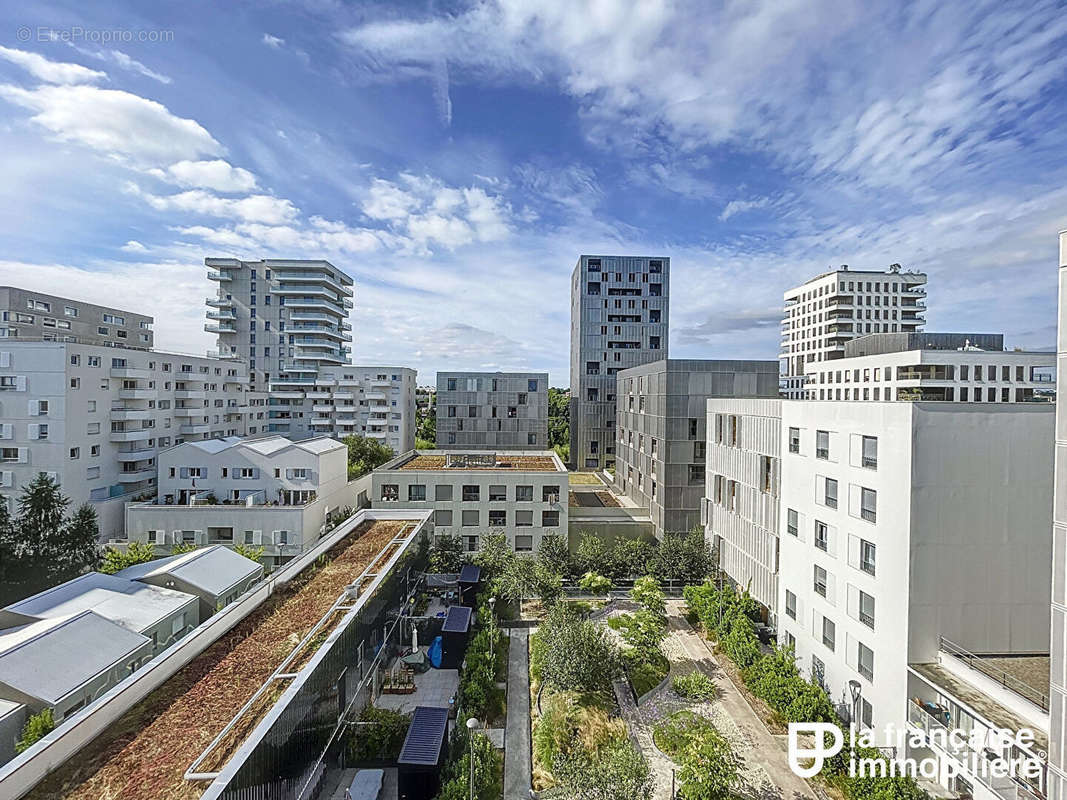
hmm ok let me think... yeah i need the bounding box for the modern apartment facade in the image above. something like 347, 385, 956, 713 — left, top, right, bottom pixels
805, 332, 1055, 402
777, 401, 1053, 740
781, 265, 927, 399
1050, 229, 1067, 800
435, 372, 549, 450
703, 398, 782, 620
0, 340, 256, 538
569, 255, 669, 471
371, 451, 568, 553
125, 435, 360, 567
205, 258, 416, 450
613, 359, 778, 538
0, 287, 154, 350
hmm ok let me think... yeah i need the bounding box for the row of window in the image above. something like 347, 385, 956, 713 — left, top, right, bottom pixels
380, 483, 561, 502
443, 378, 540, 393
788, 428, 878, 470
433, 508, 560, 528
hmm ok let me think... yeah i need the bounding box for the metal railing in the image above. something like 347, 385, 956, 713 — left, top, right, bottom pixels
939, 637, 1049, 711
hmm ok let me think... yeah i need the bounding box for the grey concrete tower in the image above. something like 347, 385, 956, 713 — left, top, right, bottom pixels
435, 371, 549, 450
569, 255, 669, 471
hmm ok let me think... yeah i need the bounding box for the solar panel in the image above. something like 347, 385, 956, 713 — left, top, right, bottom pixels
458, 564, 481, 584
397, 706, 450, 766
441, 605, 472, 633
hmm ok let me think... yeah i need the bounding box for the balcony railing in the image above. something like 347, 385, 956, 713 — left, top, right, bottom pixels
939, 637, 1049, 711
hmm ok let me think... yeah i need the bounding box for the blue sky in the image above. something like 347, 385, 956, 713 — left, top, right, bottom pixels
0, 0, 1065, 385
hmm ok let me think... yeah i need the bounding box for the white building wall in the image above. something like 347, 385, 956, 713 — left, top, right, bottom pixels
1051, 229, 1067, 800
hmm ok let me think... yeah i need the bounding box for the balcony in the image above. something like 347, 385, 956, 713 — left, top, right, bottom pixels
117, 467, 155, 483
118, 388, 157, 400
313, 404, 334, 412
206, 350, 241, 360
180, 423, 212, 435
272, 271, 351, 295
270, 390, 305, 399
173, 407, 203, 417
174, 390, 207, 400
110, 367, 151, 379
110, 428, 153, 442
110, 409, 152, 421
204, 323, 237, 334
282, 298, 345, 313
205, 297, 234, 308
207, 271, 231, 281
116, 447, 154, 462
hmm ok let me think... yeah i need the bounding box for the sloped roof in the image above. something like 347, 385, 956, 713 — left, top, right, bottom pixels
115, 546, 262, 597
441, 606, 472, 634
6, 572, 196, 634
0, 611, 149, 704
397, 706, 449, 766
177, 435, 344, 458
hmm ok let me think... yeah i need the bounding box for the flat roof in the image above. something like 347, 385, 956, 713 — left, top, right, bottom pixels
458, 565, 481, 584
441, 606, 472, 633
6, 572, 196, 633
393, 453, 563, 472
397, 706, 450, 766
114, 545, 262, 597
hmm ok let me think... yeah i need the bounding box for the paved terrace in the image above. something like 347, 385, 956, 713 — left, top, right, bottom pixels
25, 520, 408, 800
394, 454, 562, 471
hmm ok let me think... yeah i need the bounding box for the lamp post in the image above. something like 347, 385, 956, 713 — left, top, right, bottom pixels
848, 679, 862, 731
466, 717, 479, 800
488, 597, 497, 662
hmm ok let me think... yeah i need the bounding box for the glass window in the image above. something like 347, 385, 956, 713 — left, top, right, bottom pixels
408, 484, 426, 501
462, 510, 480, 526
542, 510, 559, 527
789, 427, 800, 453
516, 485, 533, 502
785, 589, 796, 619
859, 591, 875, 628
860, 540, 876, 575
489, 510, 506, 526
814, 521, 829, 552
462, 484, 480, 502
822, 617, 835, 650
488, 485, 507, 501
861, 436, 877, 469
435, 509, 452, 526
435, 484, 453, 501
816, 430, 829, 459
787, 509, 798, 537
858, 642, 874, 680
860, 488, 877, 522
825, 478, 838, 508
814, 565, 828, 597
516, 510, 533, 527
515, 535, 534, 552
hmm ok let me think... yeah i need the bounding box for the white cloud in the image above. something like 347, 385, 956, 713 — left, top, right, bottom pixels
262, 34, 285, 48
81, 49, 172, 84
0, 84, 221, 165
719, 197, 770, 221
0, 45, 106, 85
135, 187, 299, 225
121, 240, 148, 252
153, 159, 259, 192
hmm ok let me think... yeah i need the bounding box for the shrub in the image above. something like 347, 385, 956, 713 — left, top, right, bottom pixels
533, 691, 625, 771
677, 725, 744, 800
99, 540, 158, 575
611, 538, 656, 579
16, 708, 54, 753
621, 648, 670, 697
531, 603, 619, 696
671, 671, 716, 701
348, 707, 410, 762
552, 738, 653, 800
631, 575, 666, 618
578, 571, 612, 596
652, 710, 717, 758
429, 534, 465, 573
437, 728, 502, 800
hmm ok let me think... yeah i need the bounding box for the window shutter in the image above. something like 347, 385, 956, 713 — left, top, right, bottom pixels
252, 530, 263, 545
0, 351, 10, 368
0, 423, 11, 439
847, 535, 860, 569
15, 376, 26, 391
195, 530, 206, 545
18, 448, 28, 463
0, 471, 11, 487
825, 571, 836, 604
179, 467, 189, 479
28, 400, 37, 416
847, 584, 859, 619
27, 424, 38, 440
251, 467, 260, 479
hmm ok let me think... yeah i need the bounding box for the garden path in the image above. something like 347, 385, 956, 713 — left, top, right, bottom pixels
503, 628, 532, 799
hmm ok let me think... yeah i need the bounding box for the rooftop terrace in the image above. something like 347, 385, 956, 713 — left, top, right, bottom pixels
392, 452, 563, 472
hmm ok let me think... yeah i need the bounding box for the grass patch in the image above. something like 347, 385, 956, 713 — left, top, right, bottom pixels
652, 710, 717, 759
622, 649, 670, 698
671, 670, 717, 701
568, 472, 604, 485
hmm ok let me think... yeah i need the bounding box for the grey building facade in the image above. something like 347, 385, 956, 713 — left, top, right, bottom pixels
569, 255, 669, 471
0, 287, 154, 350
613, 359, 779, 538
1050, 229, 1067, 800
435, 372, 548, 450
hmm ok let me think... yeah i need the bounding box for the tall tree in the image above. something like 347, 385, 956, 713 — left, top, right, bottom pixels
343, 434, 396, 479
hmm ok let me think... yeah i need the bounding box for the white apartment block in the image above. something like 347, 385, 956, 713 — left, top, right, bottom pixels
781, 265, 927, 399
569, 255, 669, 470
1050, 229, 1067, 800
703, 398, 782, 620
0, 287, 154, 350
370, 451, 568, 553
805, 332, 1055, 402
435, 372, 549, 450
777, 401, 1053, 742
125, 435, 360, 567
0, 340, 258, 538
205, 258, 416, 450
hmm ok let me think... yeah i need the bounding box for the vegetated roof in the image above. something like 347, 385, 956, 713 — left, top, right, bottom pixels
0, 611, 149, 705
396, 454, 561, 472
114, 545, 262, 597
441, 606, 472, 634
6, 572, 197, 634
458, 565, 481, 584
26, 519, 409, 800
397, 706, 449, 766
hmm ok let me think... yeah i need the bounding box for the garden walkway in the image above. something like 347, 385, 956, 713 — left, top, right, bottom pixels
503, 628, 532, 799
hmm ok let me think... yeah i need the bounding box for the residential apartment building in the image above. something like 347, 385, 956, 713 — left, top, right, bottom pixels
124, 435, 361, 567
0, 287, 154, 350
205, 258, 416, 450
777, 401, 1052, 741
781, 265, 927, 399
435, 372, 549, 450
371, 451, 568, 552
703, 398, 782, 620
613, 359, 778, 538
569, 255, 669, 471
0, 340, 256, 538
1050, 229, 1067, 800
805, 332, 1055, 402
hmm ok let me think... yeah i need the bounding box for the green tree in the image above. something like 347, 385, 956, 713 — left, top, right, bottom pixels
630, 576, 666, 618
416, 401, 436, 447
532, 603, 619, 696
473, 532, 514, 579
343, 434, 395, 479
429, 533, 465, 573
437, 728, 502, 800
650, 528, 711, 584
537, 534, 572, 577
611, 538, 655, 578
99, 540, 158, 575
16, 708, 54, 754
677, 726, 743, 800
233, 542, 265, 564
547, 387, 570, 449
574, 533, 610, 576
171, 541, 197, 555
578, 571, 612, 597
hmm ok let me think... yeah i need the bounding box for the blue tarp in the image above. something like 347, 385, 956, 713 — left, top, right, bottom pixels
428, 635, 443, 668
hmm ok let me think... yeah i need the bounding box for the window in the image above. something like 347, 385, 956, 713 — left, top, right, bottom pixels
825, 478, 838, 508
515, 535, 534, 552
822, 617, 836, 651
516, 510, 533, 527
462, 485, 480, 502
859, 591, 875, 628
69, 447, 79, 459
759, 456, 773, 492
859, 697, 873, 729
542, 510, 559, 527
488, 485, 507, 502
435, 510, 453, 526
516, 485, 533, 502
64, 306, 78, 317
858, 642, 874, 680
816, 430, 829, 459
489, 510, 506, 526
812, 655, 826, 688
785, 589, 797, 620
860, 540, 876, 575
408, 484, 426, 501
861, 436, 877, 469
814, 565, 828, 597
787, 509, 798, 537
542, 485, 560, 502
435, 484, 453, 501
381, 484, 399, 501
789, 427, 800, 454
528, 379, 538, 392
814, 521, 828, 552
860, 487, 877, 522
0, 447, 19, 462
462, 510, 480, 526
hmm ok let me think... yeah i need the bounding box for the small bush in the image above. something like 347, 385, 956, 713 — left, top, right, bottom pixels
16, 708, 54, 753
347, 707, 410, 762
622, 648, 669, 698
652, 710, 716, 758
671, 671, 716, 701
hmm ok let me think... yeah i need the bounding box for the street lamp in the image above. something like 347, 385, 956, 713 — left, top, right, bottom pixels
488, 597, 497, 662
848, 679, 862, 730
466, 717, 479, 800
